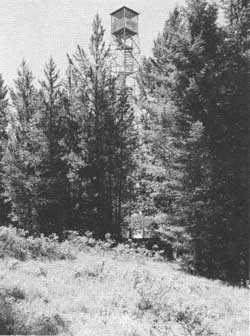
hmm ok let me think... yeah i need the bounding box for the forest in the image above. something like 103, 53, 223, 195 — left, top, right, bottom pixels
0, 0, 249, 286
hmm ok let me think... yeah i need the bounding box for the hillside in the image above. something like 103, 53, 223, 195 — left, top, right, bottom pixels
0, 230, 248, 336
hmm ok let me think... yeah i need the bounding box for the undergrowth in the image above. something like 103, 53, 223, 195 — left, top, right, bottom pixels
0, 226, 75, 261
0, 226, 248, 336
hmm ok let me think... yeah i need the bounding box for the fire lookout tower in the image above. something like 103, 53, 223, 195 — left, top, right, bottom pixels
110, 6, 140, 90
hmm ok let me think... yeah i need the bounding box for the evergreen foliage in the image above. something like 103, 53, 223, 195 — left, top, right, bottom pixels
138, 0, 249, 283
0, 3, 248, 284
38, 57, 71, 235
63, 14, 138, 238
3, 61, 43, 232
0, 75, 10, 226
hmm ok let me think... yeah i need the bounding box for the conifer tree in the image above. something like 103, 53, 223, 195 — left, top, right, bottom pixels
0, 75, 10, 226
3, 61, 44, 232
139, 0, 249, 283
108, 88, 138, 238
65, 14, 138, 238
137, 7, 194, 255
210, 0, 250, 282
38, 58, 71, 235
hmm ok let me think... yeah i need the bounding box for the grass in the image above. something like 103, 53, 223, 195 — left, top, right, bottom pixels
0, 244, 248, 336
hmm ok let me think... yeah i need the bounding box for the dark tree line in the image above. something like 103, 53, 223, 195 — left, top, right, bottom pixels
0, 1, 249, 284
138, 0, 249, 283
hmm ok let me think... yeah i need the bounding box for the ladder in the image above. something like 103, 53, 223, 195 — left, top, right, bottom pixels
124, 49, 134, 74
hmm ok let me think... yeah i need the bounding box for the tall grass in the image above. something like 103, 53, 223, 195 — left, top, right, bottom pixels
0, 226, 248, 335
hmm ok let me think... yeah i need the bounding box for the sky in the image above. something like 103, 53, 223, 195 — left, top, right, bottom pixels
0, 0, 186, 86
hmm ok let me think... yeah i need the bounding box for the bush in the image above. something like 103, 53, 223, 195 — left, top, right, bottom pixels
0, 293, 15, 335
0, 288, 27, 335
0, 226, 28, 260
0, 284, 69, 335
0, 225, 190, 264
0, 226, 76, 261
26, 313, 69, 335
133, 270, 217, 336
4, 286, 26, 300
28, 234, 76, 260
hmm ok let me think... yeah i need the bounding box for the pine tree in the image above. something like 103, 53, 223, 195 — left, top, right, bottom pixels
185, 0, 249, 282
108, 88, 138, 238
210, 0, 250, 282
3, 61, 43, 232
0, 75, 10, 226
139, 0, 249, 283
38, 58, 71, 235
65, 15, 138, 238
137, 7, 196, 256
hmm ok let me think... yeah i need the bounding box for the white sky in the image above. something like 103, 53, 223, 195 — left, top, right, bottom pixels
0, 0, 186, 86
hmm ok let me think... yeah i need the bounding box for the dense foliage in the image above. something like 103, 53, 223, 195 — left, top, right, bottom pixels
0, 1, 248, 284
1, 15, 138, 240
138, 0, 249, 283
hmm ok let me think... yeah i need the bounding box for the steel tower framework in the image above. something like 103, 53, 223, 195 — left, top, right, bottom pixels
110, 6, 140, 91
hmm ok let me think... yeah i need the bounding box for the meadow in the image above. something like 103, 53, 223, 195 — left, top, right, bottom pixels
0, 227, 248, 336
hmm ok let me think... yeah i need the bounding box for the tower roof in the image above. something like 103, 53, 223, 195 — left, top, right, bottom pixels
110, 6, 139, 18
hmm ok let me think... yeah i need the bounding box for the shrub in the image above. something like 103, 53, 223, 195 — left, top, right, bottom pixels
134, 271, 173, 316
0, 287, 27, 335
5, 286, 26, 300
0, 226, 76, 261
66, 231, 96, 251
27, 234, 76, 260
174, 305, 213, 335
26, 313, 69, 335
0, 226, 28, 260
0, 284, 69, 336
74, 261, 105, 279
0, 293, 15, 334
133, 270, 217, 336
